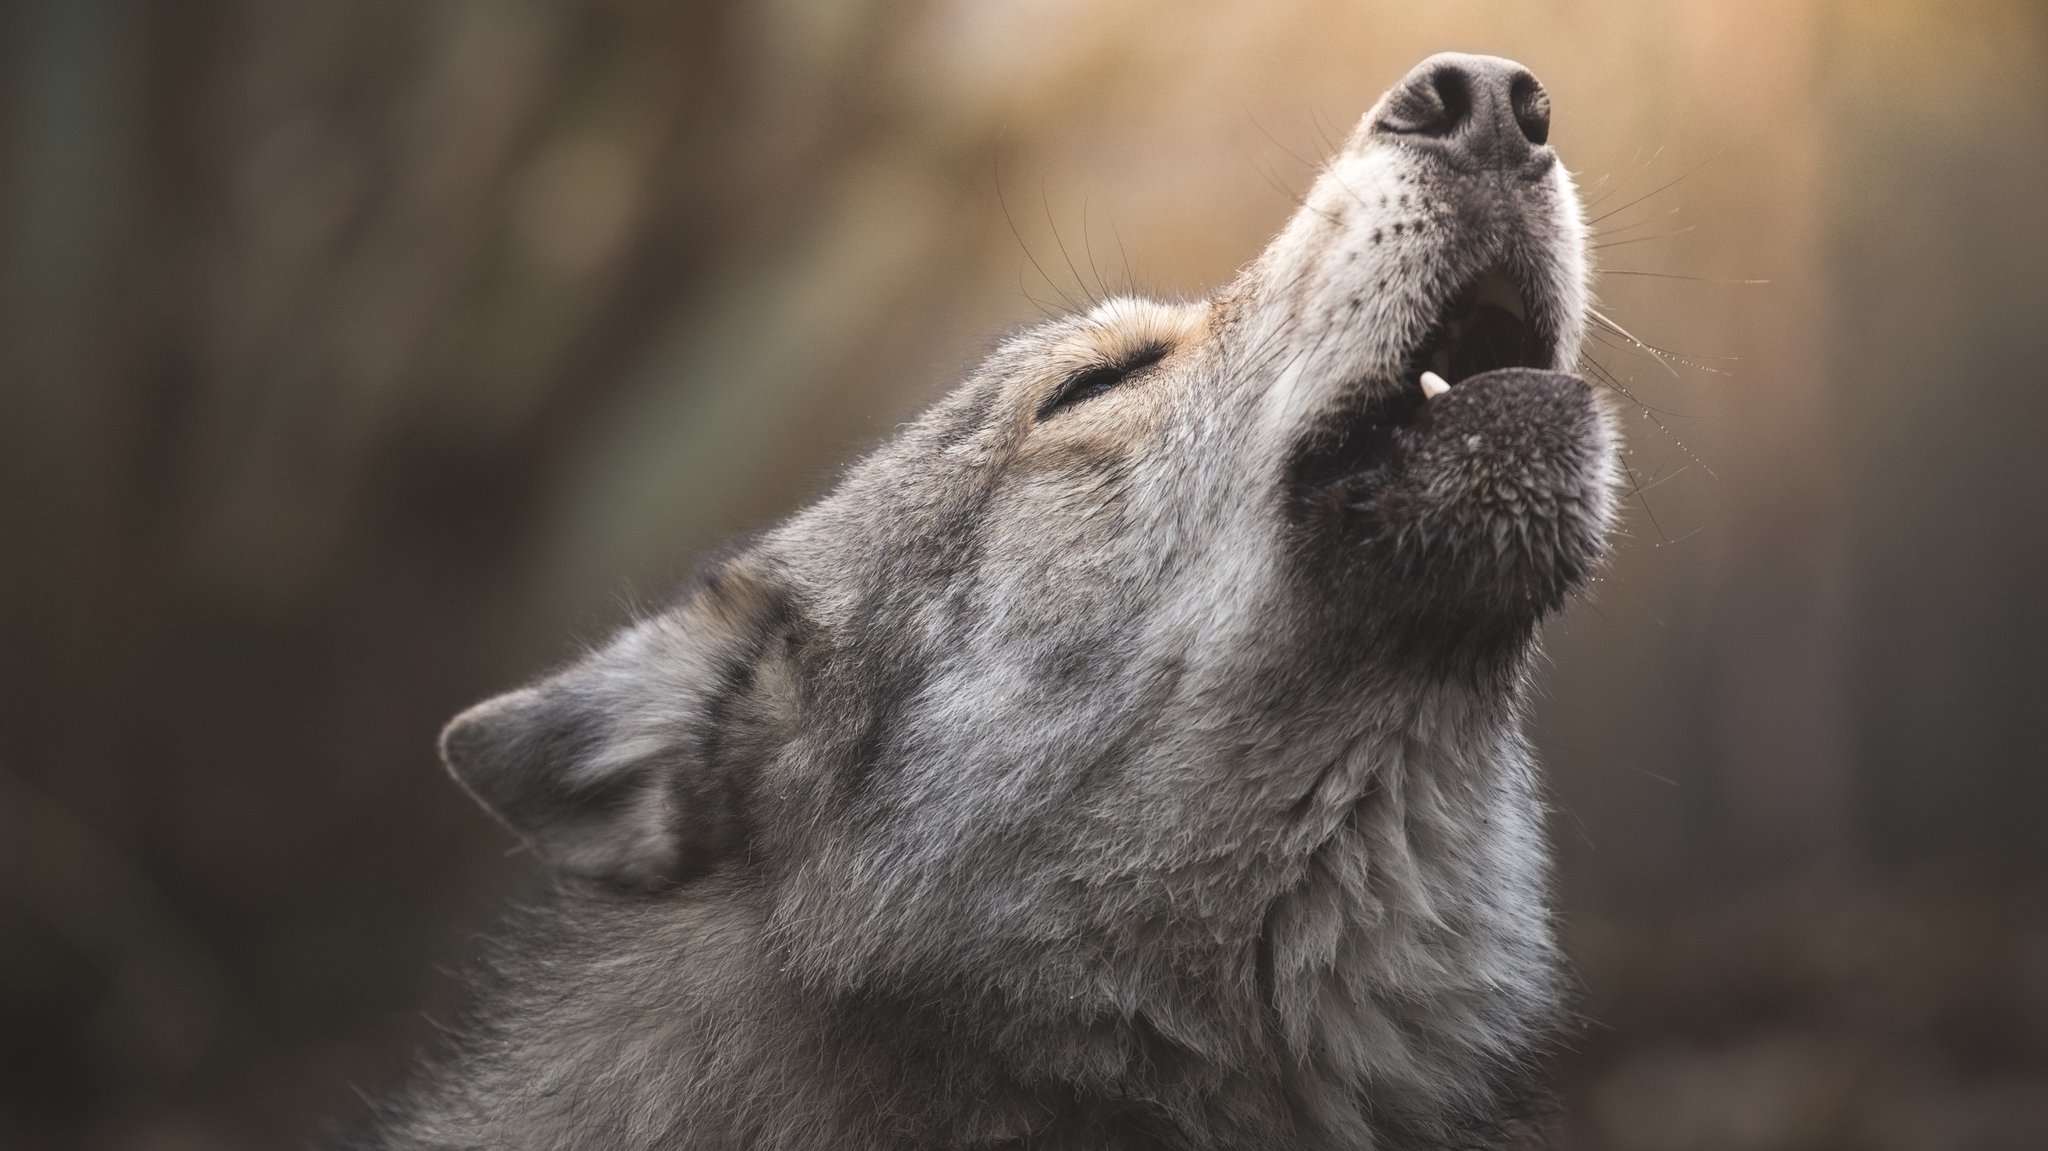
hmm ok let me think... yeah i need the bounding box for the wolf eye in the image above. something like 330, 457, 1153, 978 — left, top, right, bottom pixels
1036, 344, 1167, 420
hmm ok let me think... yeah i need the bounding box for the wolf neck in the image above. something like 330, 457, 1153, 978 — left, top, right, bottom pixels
1263, 708, 1555, 1010
1200, 689, 1561, 1138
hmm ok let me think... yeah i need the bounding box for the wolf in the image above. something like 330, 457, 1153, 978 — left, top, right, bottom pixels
336, 53, 1617, 1150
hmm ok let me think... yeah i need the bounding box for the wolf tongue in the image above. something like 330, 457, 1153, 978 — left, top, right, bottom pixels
1450, 304, 1545, 379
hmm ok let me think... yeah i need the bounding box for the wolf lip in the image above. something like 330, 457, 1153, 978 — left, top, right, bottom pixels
1286, 385, 1428, 497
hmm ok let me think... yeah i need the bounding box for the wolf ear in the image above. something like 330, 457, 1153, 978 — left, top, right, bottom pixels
438, 560, 797, 889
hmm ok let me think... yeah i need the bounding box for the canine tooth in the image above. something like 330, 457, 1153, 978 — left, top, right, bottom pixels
1420, 370, 1450, 399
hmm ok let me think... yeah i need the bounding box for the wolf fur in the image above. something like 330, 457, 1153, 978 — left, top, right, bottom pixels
336, 54, 1619, 1150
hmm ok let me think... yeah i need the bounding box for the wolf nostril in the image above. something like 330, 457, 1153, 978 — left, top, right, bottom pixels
1510, 73, 1550, 146
1376, 54, 1553, 168
1381, 64, 1471, 138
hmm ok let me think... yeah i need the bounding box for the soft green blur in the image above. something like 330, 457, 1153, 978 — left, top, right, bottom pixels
4, 1, 2046, 1147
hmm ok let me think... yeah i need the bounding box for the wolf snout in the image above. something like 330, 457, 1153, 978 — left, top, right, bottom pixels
1373, 53, 1552, 173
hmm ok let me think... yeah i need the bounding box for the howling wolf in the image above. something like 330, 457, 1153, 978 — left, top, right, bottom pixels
338, 52, 1617, 1150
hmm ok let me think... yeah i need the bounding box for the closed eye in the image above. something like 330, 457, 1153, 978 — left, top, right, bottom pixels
1035, 344, 1168, 421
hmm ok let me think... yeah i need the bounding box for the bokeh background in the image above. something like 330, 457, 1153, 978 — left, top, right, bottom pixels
5, 0, 2047, 1147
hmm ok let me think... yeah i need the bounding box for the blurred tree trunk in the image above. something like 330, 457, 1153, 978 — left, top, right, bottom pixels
1, 0, 916, 1138
1824, 1, 2048, 876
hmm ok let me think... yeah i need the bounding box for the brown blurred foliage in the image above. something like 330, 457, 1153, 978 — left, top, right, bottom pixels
4, 1, 2046, 1148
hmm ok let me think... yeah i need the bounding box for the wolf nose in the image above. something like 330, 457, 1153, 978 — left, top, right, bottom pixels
1375, 53, 1551, 169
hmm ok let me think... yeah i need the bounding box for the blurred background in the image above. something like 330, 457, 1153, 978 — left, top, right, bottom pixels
4, 0, 2046, 1147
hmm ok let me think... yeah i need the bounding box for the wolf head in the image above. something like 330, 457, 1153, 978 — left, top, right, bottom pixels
435, 52, 1616, 1140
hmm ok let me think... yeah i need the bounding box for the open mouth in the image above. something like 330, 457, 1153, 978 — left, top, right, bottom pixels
1289, 264, 1550, 496
1404, 266, 1550, 390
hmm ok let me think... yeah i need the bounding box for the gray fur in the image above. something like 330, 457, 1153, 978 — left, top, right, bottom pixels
335, 54, 1619, 1150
